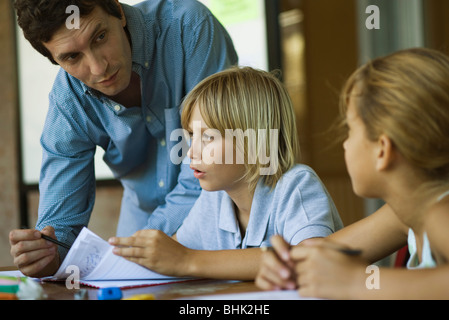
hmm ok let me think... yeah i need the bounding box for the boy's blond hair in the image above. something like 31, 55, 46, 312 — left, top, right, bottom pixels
181, 66, 299, 191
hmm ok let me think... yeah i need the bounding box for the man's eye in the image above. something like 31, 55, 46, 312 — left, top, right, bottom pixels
67, 53, 79, 61
97, 32, 106, 41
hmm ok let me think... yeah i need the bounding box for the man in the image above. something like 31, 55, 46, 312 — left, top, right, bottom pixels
10, 0, 237, 277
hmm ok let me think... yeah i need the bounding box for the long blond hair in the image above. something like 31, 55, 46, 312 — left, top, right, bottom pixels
340, 48, 449, 193
181, 66, 299, 191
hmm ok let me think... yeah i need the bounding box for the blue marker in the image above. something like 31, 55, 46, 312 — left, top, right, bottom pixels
97, 287, 122, 300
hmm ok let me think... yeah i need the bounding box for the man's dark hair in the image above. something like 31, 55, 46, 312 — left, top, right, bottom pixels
14, 0, 122, 64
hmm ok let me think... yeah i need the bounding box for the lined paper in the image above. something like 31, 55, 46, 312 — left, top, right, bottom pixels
49, 227, 185, 288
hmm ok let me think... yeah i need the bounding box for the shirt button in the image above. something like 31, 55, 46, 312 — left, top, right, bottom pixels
160, 138, 166, 147
145, 61, 149, 68
114, 105, 121, 112
158, 180, 165, 188
146, 115, 152, 123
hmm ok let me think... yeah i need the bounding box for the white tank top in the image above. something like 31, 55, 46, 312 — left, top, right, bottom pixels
406, 190, 449, 269
407, 230, 436, 269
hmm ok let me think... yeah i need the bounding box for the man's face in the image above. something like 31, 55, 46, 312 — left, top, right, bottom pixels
43, 5, 132, 97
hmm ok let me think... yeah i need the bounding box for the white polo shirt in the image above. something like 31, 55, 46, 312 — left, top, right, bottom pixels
176, 164, 343, 250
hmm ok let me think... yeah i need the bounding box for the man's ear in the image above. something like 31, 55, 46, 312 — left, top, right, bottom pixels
376, 134, 395, 171
115, 0, 127, 27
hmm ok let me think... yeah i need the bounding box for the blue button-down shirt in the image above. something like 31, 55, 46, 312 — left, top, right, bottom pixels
35, 0, 238, 257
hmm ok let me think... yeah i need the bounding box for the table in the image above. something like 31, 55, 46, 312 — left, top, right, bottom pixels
0, 266, 261, 300
1, 266, 304, 319
47, 278, 261, 300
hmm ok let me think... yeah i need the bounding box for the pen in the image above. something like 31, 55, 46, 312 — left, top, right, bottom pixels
41, 234, 71, 250
338, 248, 362, 256
261, 246, 362, 256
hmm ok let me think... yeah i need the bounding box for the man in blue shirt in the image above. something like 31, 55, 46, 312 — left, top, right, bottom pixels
10, 0, 237, 277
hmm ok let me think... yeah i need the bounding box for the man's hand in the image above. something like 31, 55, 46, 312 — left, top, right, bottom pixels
9, 226, 60, 278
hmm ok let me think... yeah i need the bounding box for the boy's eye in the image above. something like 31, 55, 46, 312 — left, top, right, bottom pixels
202, 134, 214, 142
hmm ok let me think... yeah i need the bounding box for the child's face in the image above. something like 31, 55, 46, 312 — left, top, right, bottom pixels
187, 105, 247, 193
343, 96, 379, 198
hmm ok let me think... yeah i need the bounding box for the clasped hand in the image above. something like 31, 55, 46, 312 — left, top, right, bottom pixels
256, 236, 367, 299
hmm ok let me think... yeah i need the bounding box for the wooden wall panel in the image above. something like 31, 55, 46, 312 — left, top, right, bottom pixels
0, 1, 20, 266
300, 0, 364, 225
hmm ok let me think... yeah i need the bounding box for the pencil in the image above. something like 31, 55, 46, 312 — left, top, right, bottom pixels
261, 246, 362, 256
338, 248, 362, 256
41, 234, 71, 250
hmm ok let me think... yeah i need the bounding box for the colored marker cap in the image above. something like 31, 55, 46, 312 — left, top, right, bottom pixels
97, 287, 123, 300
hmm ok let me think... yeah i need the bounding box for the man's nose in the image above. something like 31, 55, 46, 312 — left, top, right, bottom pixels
87, 52, 108, 77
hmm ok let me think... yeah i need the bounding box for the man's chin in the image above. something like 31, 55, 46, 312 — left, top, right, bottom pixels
93, 84, 125, 98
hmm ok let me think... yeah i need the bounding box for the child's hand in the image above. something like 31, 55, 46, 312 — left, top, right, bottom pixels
291, 238, 367, 299
109, 230, 190, 277
255, 235, 297, 291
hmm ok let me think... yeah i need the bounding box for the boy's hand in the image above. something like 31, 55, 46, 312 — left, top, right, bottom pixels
109, 229, 190, 277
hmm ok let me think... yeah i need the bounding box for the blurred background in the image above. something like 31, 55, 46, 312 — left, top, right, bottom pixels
1, 0, 449, 266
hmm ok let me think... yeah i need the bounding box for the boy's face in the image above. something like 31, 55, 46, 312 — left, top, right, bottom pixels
187, 104, 247, 193
43, 5, 132, 97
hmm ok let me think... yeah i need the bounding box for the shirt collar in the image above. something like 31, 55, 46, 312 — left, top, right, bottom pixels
218, 181, 272, 248
218, 194, 239, 234
122, 4, 153, 71
244, 181, 272, 247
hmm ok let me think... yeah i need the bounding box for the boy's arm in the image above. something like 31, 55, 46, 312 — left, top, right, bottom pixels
184, 248, 262, 280
109, 230, 262, 280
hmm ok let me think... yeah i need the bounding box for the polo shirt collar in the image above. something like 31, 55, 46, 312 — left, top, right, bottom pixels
244, 181, 271, 247
218, 195, 239, 234
218, 180, 271, 248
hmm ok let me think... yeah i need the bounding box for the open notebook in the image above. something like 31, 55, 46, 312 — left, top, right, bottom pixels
47, 227, 188, 289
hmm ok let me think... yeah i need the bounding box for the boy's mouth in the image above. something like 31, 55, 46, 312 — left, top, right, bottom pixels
190, 166, 206, 179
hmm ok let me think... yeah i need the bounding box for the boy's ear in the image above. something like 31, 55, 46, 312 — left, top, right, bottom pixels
375, 134, 395, 171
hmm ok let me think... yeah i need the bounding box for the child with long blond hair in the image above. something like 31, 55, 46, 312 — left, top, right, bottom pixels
256, 48, 449, 299
109, 66, 343, 280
